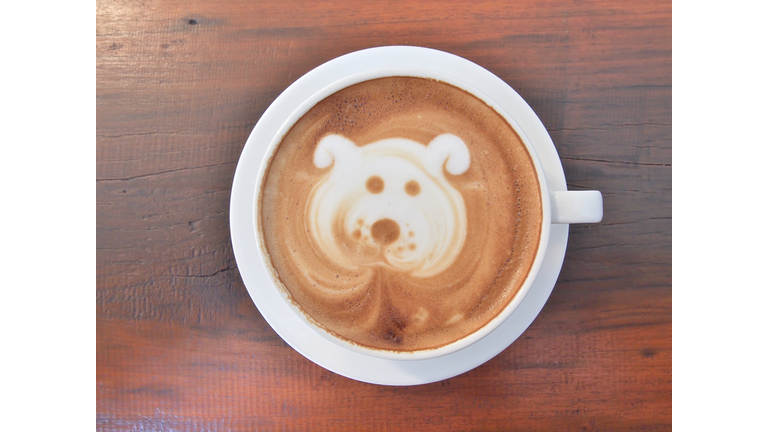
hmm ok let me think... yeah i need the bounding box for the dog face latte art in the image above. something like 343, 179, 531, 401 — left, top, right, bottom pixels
310, 133, 470, 278
259, 77, 543, 352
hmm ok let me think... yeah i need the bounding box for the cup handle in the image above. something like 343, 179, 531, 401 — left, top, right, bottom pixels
550, 191, 603, 224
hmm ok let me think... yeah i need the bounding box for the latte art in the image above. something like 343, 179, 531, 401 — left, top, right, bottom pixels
309, 134, 470, 277
259, 77, 543, 352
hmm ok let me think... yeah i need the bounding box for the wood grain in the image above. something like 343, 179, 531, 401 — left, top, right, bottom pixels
97, 0, 671, 430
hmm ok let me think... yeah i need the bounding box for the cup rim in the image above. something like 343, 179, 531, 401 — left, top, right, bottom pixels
252, 66, 552, 361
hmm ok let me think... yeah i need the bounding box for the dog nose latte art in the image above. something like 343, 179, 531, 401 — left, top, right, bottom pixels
259, 77, 543, 352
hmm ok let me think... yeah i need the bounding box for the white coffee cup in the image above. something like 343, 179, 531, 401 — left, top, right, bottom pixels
241, 48, 602, 362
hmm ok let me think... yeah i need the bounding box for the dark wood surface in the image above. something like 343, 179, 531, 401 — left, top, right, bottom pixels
97, 0, 671, 430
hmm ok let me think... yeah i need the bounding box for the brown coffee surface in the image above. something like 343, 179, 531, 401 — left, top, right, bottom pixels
259, 77, 542, 352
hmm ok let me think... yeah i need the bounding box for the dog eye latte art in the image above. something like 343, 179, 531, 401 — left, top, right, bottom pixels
260, 77, 543, 352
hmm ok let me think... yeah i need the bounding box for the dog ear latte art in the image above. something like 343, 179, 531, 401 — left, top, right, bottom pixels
309, 134, 469, 278
259, 77, 543, 352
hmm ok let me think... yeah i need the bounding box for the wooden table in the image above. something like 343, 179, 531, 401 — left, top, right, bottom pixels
97, 0, 671, 430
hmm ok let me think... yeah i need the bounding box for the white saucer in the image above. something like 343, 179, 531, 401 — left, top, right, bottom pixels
230, 46, 570, 386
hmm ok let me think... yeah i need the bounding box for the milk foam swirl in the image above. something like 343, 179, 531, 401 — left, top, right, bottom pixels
309, 134, 470, 278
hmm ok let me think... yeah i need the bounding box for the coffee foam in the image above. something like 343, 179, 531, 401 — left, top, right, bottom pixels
259, 77, 542, 352
309, 134, 469, 277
